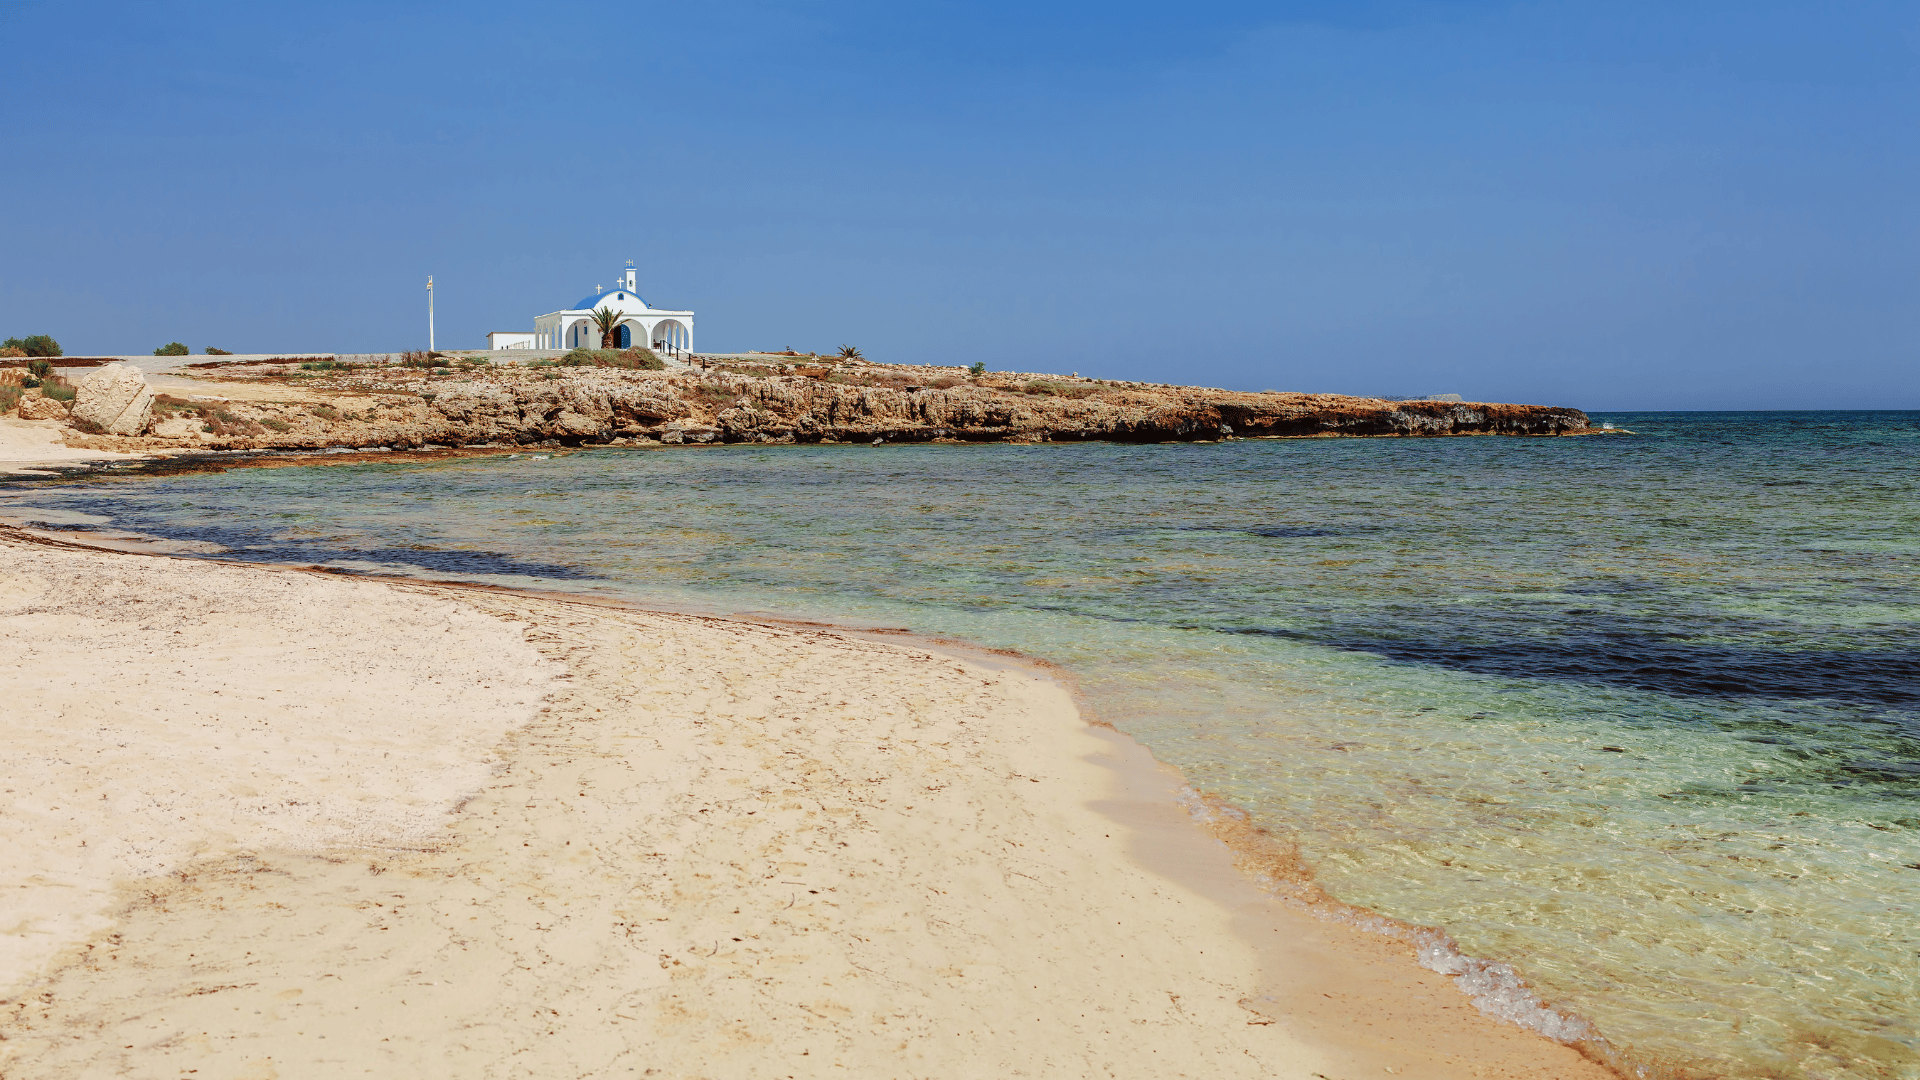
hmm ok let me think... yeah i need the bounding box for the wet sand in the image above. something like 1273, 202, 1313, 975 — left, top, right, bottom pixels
0, 533, 1613, 1079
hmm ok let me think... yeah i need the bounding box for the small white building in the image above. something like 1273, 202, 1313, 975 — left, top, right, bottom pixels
499, 264, 694, 356
487, 331, 538, 350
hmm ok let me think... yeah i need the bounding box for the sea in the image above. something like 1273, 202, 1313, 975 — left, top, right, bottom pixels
5, 410, 1916, 1080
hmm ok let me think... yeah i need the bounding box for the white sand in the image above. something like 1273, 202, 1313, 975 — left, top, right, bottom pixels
0, 539, 554, 996
0, 535, 1612, 1079
0, 418, 142, 472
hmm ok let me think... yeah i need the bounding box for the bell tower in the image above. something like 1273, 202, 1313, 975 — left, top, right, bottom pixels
621, 261, 638, 293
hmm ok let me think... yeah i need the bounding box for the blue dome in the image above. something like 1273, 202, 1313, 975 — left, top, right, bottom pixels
574, 290, 646, 310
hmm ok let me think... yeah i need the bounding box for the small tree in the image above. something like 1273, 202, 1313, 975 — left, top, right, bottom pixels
27, 358, 53, 378
590, 307, 625, 349
154, 342, 189, 356
835, 344, 863, 361
12, 335, 61, 358
968, 361, 987, 376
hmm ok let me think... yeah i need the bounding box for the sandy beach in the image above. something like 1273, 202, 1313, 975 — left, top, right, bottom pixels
0, 418, 145, 474
0, 531, 1612, 1079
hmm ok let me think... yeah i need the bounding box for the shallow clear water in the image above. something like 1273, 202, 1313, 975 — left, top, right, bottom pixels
8, 412, 1918, 1079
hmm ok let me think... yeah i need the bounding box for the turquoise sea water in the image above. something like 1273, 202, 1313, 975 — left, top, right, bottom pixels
6, 411, 1917, 1079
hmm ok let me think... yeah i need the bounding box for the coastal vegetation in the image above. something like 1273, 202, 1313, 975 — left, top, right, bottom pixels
1, 334, 61, 357
151, 392, 257, 437
154, 342, 190, 356
550, 347, 664, 370
39, 375, 76, 403
205, 346, 232, 355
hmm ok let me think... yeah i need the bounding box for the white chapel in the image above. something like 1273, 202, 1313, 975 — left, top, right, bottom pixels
488, 263, 694, 355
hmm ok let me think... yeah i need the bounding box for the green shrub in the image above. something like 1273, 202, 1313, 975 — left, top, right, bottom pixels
968, 361, 987, 376
21, 376, 40, 389
310, 404, 341, 421
261, 417, 292, 432
554, 346, 664, 370
615, 347, 665, 370
27, 358, 53, 378
1020, 379, 1093, 400
154, 342, 190, 356
0, 385, 20, 413
205, 347, 232, 355
40, 377, 76, 403
3, 335, 61, 358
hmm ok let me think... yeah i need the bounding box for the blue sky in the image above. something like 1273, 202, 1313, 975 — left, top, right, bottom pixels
1, 1, 1914, 410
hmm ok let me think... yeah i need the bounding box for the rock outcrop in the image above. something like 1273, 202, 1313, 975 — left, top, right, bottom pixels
71, 363, 154, 435
17, 394, 69, 421
66, 360, 1592, 453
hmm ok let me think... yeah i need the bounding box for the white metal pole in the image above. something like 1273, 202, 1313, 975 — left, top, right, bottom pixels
427, 276, 435, 352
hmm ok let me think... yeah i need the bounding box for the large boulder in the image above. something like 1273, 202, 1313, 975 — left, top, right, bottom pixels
18, 394, 69, 421
72, 363, 155, 435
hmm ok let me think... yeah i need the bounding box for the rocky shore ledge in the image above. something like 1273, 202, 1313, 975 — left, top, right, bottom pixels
15, 356, 1590, 453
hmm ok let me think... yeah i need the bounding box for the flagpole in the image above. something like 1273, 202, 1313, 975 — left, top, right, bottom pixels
427, 276, 435, 352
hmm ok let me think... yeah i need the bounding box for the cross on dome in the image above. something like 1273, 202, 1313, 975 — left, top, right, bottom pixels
499, 260, 695, 354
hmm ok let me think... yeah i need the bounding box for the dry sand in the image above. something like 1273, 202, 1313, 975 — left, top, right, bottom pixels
0, 534, 1613, 1079
0, 418, 143, 474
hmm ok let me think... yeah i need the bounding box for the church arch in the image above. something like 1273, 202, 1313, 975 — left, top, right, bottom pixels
618, 318, 650, 350
651, 319, 689, 353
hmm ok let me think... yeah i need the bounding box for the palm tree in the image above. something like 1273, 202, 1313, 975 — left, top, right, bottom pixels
590, 307, 625, 349
835, 344, 864, 361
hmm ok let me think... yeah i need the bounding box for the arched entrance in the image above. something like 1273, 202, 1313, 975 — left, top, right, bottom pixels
651, 319, 688, 355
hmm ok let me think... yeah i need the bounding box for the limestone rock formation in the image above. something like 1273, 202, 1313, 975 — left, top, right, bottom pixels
77, 358, 1593, 453
151, 417, 210, 440
71, 363, 155, 435
17, 394, 69, 421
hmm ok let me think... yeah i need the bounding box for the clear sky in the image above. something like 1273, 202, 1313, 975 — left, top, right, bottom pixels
1, 1, 1914, 410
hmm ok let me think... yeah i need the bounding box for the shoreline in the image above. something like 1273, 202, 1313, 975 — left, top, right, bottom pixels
7, 354, 1593, 465
0, 525, 1621, 1078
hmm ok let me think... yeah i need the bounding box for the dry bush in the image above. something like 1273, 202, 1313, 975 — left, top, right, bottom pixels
39, 376, 77, 402
1021, 380, 1097, 400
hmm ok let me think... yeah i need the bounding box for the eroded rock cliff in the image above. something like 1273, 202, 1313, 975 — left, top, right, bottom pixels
48, 358, 1590, 453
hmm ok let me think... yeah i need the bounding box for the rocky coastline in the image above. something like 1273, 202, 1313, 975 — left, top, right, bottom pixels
17, 356, 1591, 454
